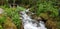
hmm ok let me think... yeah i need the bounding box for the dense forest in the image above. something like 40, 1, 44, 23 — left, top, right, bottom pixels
0, 0, 60, 29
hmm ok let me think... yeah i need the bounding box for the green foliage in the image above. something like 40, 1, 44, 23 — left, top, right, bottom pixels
36, 1, 58, 17
17, 6, 26, 11
12, 12, 20, 29
0, 5, 25, 29
0, 0, 60, 29
0, 25, 3, 29
0, 15, 6, 24
20, 0, 37, 5
11, 7, 25, 29
0, 5, 9, 8
4, 8, 13, 17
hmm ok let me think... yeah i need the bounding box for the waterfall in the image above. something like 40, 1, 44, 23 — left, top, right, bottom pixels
20, 9, 47, 29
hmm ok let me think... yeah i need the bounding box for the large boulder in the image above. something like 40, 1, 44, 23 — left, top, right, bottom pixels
3, 17, 17, 29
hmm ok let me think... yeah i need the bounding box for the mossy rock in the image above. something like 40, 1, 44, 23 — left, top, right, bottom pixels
39, 13, 49, 20
46, 20, 57, 29
3, 17, 17, 29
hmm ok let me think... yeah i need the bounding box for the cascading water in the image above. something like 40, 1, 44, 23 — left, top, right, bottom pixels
20, 9, 47, 29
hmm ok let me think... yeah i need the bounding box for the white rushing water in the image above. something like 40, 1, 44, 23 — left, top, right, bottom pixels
20, 9, 47, 29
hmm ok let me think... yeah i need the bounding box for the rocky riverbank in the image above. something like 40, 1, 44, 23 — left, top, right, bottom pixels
26, 10, 57, 29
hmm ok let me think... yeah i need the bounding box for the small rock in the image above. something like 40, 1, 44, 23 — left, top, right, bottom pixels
0, 8, 4, 14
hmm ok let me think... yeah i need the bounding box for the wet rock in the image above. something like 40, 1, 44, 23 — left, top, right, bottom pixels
26, 11, 35, 16
3, 17, 17, 29
31, 14, 42, 22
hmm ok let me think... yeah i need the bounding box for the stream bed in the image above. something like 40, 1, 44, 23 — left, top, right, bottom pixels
20, 9, 47, 29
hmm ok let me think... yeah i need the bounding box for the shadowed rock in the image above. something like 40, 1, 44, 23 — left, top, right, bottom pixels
31, 14, 42, 22
45, 19, 57, 29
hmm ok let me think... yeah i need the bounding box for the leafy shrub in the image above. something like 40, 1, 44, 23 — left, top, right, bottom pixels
36, 1, 58, 17
0, 15, 6, 24
12, 12, 21, 29
12, 6, 25, 29
0, 15, 6, 29
1, 6, 25, 29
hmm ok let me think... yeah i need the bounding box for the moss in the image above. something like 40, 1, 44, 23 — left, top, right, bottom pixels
3, 17, 17, 29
